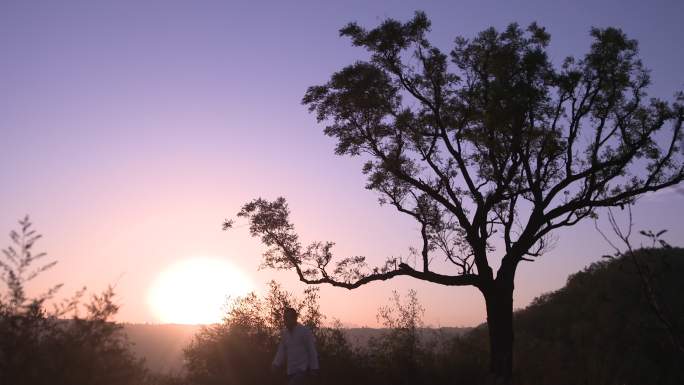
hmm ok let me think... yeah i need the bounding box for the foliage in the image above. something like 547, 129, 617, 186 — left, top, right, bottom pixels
390, 247, 684, 385
594, 206, 684, 354
362, 290, 425, 384
183, 280, 358, 385
232, 11, 683, 291
230, 11, 683, 381
3, 217, 680, 384
180, 246, 684, 384
358, 290, 454, 385
183, 283, 462, 385
513, 247, 684, 385
0, 216, 62, 314
0, 217, 149, 385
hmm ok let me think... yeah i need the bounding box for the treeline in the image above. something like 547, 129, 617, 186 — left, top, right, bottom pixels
512, 246, 684, 384
2, 218, 683, 384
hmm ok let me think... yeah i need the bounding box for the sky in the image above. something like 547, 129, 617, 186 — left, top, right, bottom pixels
1, 0, 683, 327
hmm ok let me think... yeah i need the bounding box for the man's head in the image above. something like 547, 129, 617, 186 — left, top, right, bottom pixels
283, 307, 298, 331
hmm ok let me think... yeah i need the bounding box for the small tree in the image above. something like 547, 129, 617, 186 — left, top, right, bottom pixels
366, 290, 426, 385
229, 12, 683, 383
0, 216, 62, 314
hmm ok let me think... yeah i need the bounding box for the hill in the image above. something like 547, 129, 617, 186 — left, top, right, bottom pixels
123, 323, 203, 374
510, 247, 684, 384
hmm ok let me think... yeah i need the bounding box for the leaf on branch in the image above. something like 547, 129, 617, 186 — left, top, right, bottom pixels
333, 256, 369, 283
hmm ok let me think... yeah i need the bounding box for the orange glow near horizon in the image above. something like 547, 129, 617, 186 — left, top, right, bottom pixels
147, 258, 253, 324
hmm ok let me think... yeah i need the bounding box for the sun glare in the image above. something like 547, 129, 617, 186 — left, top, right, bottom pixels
148, 257, 253, 324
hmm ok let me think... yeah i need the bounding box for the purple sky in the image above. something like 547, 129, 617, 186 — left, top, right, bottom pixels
2, 0, 683, 326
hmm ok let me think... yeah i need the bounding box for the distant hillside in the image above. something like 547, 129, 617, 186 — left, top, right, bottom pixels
123, 323, 470, 374
343, 327, 470, 348
123, 323, 203, 374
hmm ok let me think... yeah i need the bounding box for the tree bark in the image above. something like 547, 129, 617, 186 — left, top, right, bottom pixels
484, 281, 515, 385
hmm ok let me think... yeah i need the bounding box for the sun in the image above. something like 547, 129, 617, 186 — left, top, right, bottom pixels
148, 257, 253, 324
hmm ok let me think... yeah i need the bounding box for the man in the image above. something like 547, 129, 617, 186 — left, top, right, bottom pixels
272, 307, 319, 385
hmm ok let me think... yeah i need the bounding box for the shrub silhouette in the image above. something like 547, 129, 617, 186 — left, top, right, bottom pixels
0, 217, 149, 385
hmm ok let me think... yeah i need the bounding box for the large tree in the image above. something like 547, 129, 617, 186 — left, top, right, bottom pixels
229, 12, 683, 384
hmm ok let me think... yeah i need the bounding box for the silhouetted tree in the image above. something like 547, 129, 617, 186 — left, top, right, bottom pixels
228, 11, 684, 384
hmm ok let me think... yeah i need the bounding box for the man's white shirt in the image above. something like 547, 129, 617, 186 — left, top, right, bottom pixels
272, 324, 319, 375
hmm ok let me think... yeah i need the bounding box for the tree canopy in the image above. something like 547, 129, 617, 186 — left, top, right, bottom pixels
230, 11, 683, 382
233, 10, 683, 294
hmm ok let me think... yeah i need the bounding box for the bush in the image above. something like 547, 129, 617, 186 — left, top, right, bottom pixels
0, 216, 149, 385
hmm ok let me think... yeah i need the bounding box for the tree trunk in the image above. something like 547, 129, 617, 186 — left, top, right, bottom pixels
484, 282, 514, 385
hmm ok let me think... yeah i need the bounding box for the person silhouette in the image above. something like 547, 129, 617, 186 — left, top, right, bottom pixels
271, 307, 319, 385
